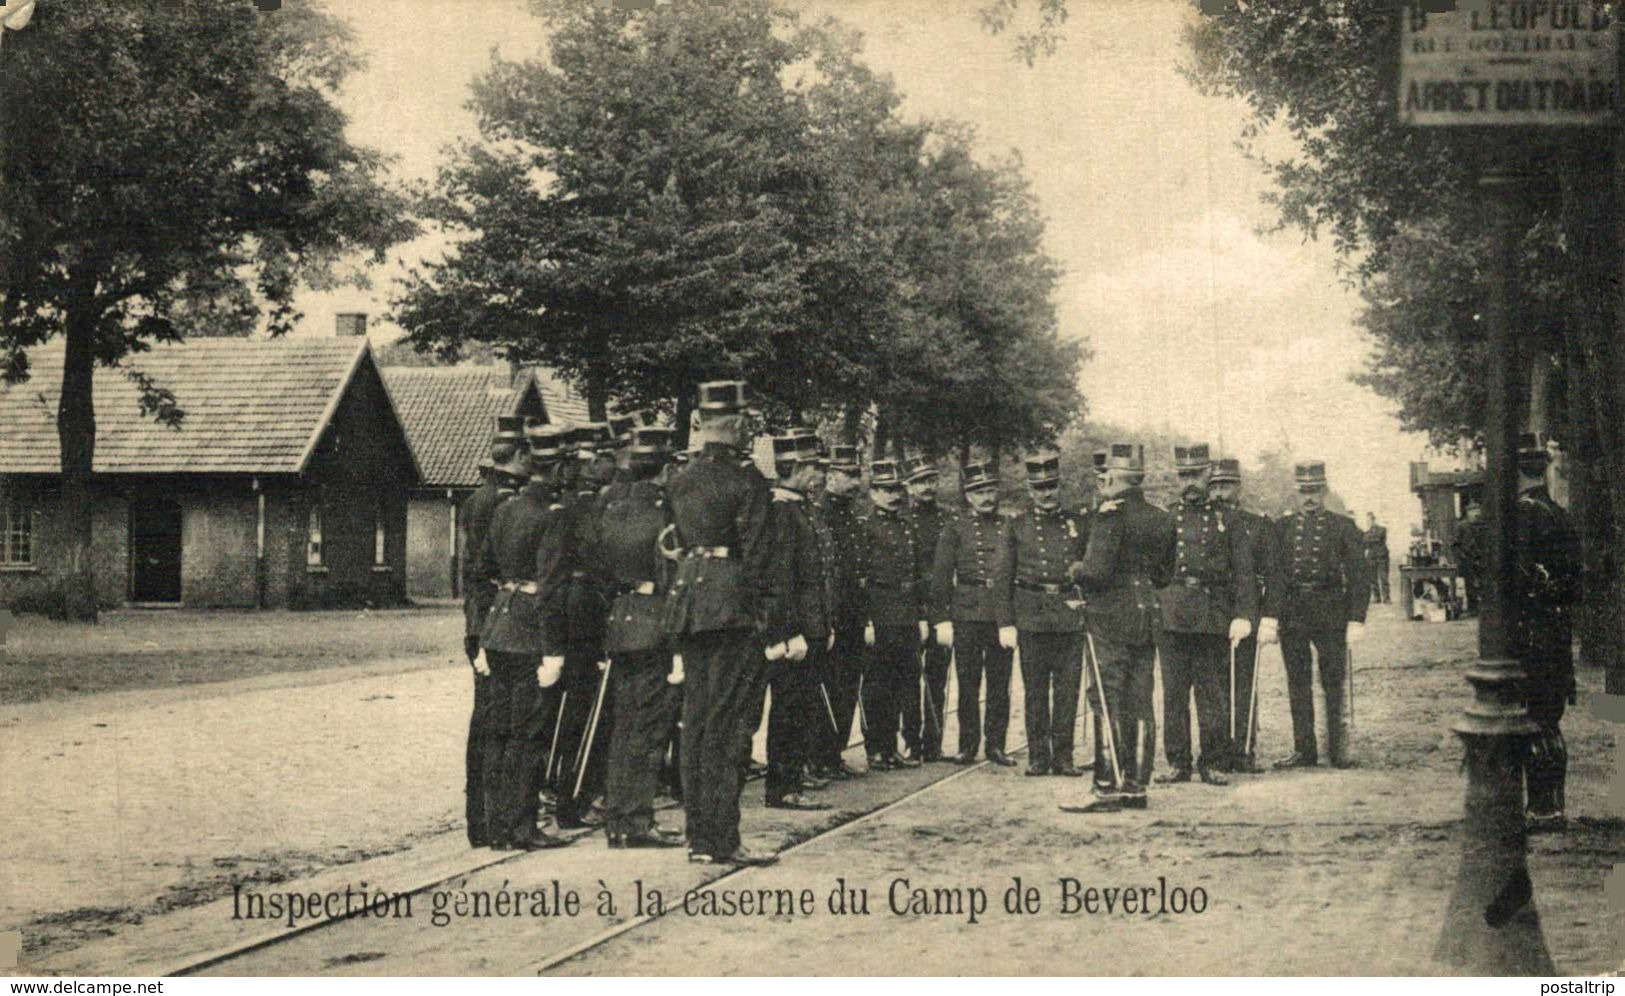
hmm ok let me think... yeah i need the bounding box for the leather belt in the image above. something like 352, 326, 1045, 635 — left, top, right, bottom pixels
501, 580, 540, 594
956, 577, 993, 588
616, 581, 658, 596
686, 546, 730, 559
1016, 580, 1068, 594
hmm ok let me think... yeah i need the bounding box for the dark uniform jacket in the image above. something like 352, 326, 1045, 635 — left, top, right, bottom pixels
478, 480, 567, 656
1073, 488, 1172, 647
856, 505, 929, 628
1276, 509, 1368, 631
1161, 499, 1257, 636
909, 500, 947, 581
995, 505, 1090, 633
560, 487, 612, 652
587, 478, 673, 657
1512, 486, 1581, 686
662, 443, 774, 636
462, 474, 517, 638
822, 493, 866, 633
763, 486, 834, 647
1229, 505, 1284, 622
931, 508, 1007, 624
1362, 524, 1390, 562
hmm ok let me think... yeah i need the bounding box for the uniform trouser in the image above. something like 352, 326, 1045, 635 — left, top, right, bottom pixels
863, 624, 920, 758
767, 648, 823, 800
554, 649, 611, 822
1231, 632, 1262, 762
822, 623, 866, 766
1369, 560, 1390, 603
915, 641, 953, 757
605, 651, 671, 836
465, 668, 498, 843
1524, 670, 1569, 815
1086, 634, 1156, 791
1159, 631, 1231, 771
483, 651, 551, 840
1017, 630, 1084, 771
678, 629, 768, 858
954, 622, 1013, 757
1280, 623, 1349, 762
660, 682, 684, 799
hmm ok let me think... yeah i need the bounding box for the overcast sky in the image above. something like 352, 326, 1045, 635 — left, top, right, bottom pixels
300, 0, 1433, 535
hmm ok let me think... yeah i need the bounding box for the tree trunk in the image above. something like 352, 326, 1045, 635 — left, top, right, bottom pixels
871, 410, 889, 462
585, 362, 609, 423
959, 439, 971, 467
842, 403, 862, 447
58, 302, 100, 622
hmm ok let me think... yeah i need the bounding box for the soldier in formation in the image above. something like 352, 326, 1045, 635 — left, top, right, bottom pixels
857, 458, 931, 771
1207, 457, 1281, 774
994, 449, 1089, 778
1363, 512, 1391, 605
904, 456, 952, 763
816, 444, 868, 782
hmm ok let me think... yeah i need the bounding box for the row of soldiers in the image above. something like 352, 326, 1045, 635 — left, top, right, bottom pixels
458, 378, 1576, 862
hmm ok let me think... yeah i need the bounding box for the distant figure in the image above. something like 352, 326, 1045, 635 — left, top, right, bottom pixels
1362, 513, 1390, 604
1452, 501, 1485, 616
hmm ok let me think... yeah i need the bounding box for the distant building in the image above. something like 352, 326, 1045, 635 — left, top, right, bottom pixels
0, 333, 418, 610
381, 364, 589, 599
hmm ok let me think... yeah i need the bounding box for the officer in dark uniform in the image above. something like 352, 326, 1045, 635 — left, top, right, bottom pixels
1206, 457, 1282, 773
1512, 433, 1581, 832
461, 419, 526, 847
476, 422, 573, 851
1157, 444, 1256, 785
1064, 442, 1171, 811
1363, 513, 1391, 604
662, 381, 777, 866
816, 444, 869, 780
1274, 461, 1368, 770
995, 448, 1090, 778
586, 425, 685, 848
857, 458, 931, 770
761, 429, 835, 810
903, 454, 952, 762
931, 457, 1016, 766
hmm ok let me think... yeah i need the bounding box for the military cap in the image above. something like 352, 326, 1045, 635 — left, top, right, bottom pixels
902, 455, 940, 483
870, 458, 905, 488
771, 432, 810, 466
1173, 443, 1212, 472
573, 422, 612, 459
813, 439, 831, 470
1294, 460, 1328, 490
829, 443, 861, 473
1024, 448, 1061, 486
961, 458, 999, 493
1104, 442, 1144, 473
697, 380, 749, 414
527, 424, 570, 462
493, 414, 527, 445
1211, 457, 1242, 483
628, 425, 676, 454
1517, 431, 1555, 470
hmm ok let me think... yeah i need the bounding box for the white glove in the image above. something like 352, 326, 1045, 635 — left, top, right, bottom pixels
472, 651, 491, 677
667, 654, 685, 686
1097, 498, 1124, 513
934, 621, 954, 647
917, 620, 929, 643
597, 659, 609, 672
537, 655, 564, 688
827, 630, 835, 651
864, 622, 876, 647
1258, 617, 1279, 646
766, 642, 788, 662
786, 634, 809, 661
1228, 618, 1252, 646
998, 625, 1018, 650
1346, 621, 1365, 645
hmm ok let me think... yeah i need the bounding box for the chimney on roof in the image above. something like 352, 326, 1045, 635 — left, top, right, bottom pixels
335, 312, 368, 337
504, 351, 523, 389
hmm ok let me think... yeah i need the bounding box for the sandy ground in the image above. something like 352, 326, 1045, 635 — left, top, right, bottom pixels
6, 603, 1620, 974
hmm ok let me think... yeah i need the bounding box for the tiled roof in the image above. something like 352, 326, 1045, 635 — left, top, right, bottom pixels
380, 365, 596, 489
0, 337, 376, 475
382, 366, 518, 489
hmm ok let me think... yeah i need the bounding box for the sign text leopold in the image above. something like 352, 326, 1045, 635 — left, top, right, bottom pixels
1398, 2, 1618, 127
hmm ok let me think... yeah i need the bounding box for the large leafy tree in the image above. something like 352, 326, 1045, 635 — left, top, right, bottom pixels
0, 0, 415, 619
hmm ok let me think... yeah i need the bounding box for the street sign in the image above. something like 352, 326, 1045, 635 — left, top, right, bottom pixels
1398, 2, 1619, 127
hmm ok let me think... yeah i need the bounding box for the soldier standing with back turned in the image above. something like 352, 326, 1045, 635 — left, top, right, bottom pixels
662, 381, 778, 866
460, 418, 525, 848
